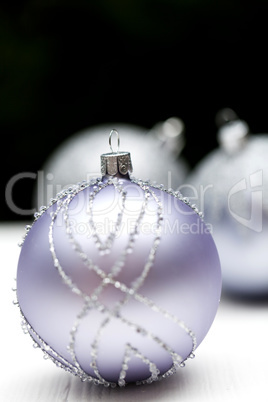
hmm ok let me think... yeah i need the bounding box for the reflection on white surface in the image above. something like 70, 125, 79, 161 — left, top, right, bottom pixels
1, 223, 268, 401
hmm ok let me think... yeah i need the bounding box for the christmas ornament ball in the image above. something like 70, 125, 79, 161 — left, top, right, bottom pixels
186, 109, 268, 296
17, 136, 221, 386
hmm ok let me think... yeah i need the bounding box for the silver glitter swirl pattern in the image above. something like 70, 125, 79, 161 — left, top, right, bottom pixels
16, 177, 199, 387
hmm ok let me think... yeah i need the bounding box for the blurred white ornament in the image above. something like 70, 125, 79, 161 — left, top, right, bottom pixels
39, 118, 188, 205
185, 108, 268, 297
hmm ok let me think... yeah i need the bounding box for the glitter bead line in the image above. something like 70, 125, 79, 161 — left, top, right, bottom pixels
88, 180, 126, 254
19, 303, 195, 387
18, 179, 97, 247
66, 181, 161, 385
118, 344, 161, 387
71, 302, 186, 387
18, 176, 203, 247
85, 276, 197, 355
132, 178, 205, 220
16, 176, 200, 387
19, 308, 89, 380
63, 179, 196, 385
46, 178, 156, 385
49, 196, 86, 298
55, 179, 152, 386
89, 316, 112, 386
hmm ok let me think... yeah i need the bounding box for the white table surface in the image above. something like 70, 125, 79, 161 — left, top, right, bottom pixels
1, 223, 268, 402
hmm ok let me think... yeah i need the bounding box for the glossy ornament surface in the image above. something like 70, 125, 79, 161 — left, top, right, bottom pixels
17, 135, 221, 386
186, 109, 268, 296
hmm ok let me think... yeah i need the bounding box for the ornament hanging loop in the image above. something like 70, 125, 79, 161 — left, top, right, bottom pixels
109, 129, 120, 153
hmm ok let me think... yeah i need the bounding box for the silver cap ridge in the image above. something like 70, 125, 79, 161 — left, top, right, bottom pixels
101, 151, 133, 176
100, 129, 133, 177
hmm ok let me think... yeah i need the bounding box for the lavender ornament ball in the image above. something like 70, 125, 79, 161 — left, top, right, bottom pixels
16, 133, 221, 387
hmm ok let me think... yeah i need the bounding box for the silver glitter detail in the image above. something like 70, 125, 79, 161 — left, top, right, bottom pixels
16, 177, 200, 387
88, 179, 126, 254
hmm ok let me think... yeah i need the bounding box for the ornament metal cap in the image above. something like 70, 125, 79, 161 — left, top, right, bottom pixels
101, 129, 133, 177
216, 108, 249, 154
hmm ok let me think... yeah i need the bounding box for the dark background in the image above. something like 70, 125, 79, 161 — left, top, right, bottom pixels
2, 0, 268, 221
